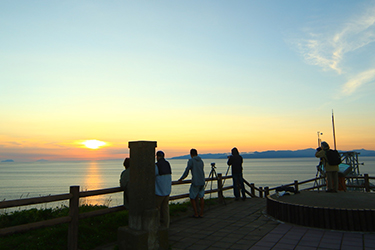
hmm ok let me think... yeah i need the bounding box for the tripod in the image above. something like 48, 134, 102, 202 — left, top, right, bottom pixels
205, 163, 226, 205
222, 164, 231, 187
313, 161, 325, 192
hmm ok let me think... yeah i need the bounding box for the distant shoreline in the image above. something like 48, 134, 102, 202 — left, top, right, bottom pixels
171, 148, 375, 160
2, 149, 375, 163
1, 159, 14, 162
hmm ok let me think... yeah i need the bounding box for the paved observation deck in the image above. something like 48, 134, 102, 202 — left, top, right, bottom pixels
169, 197, 375, 250
96, 195, 375, 249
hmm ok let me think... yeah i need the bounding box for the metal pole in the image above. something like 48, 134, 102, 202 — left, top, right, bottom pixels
317, 131, 322, 147
332, 110, 337, 150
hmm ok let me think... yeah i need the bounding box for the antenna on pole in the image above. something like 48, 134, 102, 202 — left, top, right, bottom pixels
317, 131, 323, 147
332, 109, 337, 150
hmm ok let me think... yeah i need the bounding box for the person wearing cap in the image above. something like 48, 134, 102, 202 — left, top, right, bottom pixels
178, 148, 205, 218
155, 151, 172, 228
315, 141, 339, 192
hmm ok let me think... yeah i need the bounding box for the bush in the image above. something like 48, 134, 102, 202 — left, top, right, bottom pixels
0, 198, 223, 249
0, 205, 128, 250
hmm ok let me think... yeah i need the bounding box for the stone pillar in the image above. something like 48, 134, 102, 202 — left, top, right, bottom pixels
118, 141, 168, 250
128, 141, 157, 230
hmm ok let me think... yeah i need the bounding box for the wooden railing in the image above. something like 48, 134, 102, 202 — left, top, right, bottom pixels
0, 186, 126, 249
0, 173, 234, 249
1, 173, 374, 249
259, 173, 375, 197
263, 176, 326, 196
345, 174, 375, 192
170, 173, 233, 201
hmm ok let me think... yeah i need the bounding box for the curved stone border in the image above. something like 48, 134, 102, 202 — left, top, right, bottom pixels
266, 194, 375, 231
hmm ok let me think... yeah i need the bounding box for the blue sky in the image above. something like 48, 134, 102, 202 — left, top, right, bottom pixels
1, 1, 375, 161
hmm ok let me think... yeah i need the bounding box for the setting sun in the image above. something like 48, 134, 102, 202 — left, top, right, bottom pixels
81, 140, 107, 149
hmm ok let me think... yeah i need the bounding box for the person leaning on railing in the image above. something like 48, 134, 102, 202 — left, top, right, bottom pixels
178, 148, 205, 218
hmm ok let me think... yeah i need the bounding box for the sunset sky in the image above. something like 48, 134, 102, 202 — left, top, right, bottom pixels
1, 1, 375, 161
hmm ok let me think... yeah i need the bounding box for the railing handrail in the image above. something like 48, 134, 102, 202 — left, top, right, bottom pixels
1, 174, 372, 212
79, 187, 123, 198
0, 193, 73, 209
0, 176, 230, 208
0, 173, 230, 238
267, 176, 325, 191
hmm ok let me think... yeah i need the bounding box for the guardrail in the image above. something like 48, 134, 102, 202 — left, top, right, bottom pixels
0, 186, 126, 249
345, 174, 375, 192
260, 173, 375, 197
0, 173, 234, 249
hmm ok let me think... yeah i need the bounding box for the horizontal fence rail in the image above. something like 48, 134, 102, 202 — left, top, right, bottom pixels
1, 173, 374, 249
0, 193, 73, 209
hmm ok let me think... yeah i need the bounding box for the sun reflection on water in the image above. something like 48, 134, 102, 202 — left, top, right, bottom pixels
82, 161, 106, 205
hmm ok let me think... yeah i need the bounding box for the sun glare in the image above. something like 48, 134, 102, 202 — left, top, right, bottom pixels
82, 140, 107, 149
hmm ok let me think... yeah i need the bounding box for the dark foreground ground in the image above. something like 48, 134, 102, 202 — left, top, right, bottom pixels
96, 193, 375, 250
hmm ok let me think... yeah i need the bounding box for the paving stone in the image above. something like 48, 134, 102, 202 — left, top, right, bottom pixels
211, 241, 234, 249
341, 245, 363, 250
295, 246, 318, 250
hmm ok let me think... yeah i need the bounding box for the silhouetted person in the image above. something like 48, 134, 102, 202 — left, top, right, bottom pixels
178, 149, 205, 218
227, 147, 246, 201
315, 141, 339, 192
155, 151, 172, 228
120, 157, 130, 209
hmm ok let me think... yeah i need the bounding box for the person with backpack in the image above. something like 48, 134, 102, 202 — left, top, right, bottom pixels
315, 141, 339, 193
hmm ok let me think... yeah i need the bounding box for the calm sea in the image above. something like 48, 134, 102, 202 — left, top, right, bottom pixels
1, 157, 375, 210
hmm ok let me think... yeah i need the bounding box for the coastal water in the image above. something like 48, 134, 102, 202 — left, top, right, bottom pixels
1, 157, 374, 210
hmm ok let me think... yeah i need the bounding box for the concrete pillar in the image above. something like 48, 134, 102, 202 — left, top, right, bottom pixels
118, 141, 168, 250
128, 141, 157, 230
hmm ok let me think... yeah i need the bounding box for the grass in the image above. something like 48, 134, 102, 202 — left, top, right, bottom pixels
0, 205, 128, 250
0, 198, 226, 250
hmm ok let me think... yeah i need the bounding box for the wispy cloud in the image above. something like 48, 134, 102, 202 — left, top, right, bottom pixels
0, 141, 22, 147
295, 4, 375, 95
299, 34, 344, 74
342, 68, 375, 95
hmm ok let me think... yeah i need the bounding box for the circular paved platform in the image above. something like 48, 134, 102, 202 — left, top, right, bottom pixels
266, 191, 375, 231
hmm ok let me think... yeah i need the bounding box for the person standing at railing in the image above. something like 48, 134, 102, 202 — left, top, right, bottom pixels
178, 148, 205, 218
227, 147, 246, 201
120, 157, 130, 209
155, 151, 172, 228
315, 141, 339, 193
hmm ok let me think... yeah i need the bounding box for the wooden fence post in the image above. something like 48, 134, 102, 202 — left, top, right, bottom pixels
217, 173, 223, 203
265, 187, 269, 196
364, 174, 370, 192
294, 180, 299, 193
259, 187, 263, 198
250, 183, 255, 197
68, 186, 80, 250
